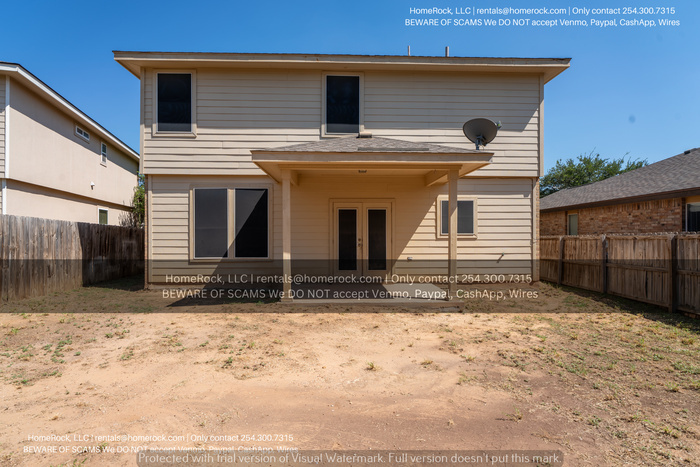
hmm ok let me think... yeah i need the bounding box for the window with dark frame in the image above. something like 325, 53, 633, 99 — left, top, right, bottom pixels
157, 73, 192, 132
440, 199, 475, 235
193, 188, 228, 259
192, 188, 269, 260
687, 203, 700, 232
234, 189, 269, 258
326, 75, 359, 134
98, 209, 108, 225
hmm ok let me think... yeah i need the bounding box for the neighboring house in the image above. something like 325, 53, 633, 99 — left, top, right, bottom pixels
114, 51, 569, 294
0, 62, 139, 225
540, 148, 700, 236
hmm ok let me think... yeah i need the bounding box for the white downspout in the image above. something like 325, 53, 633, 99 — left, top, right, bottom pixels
2, 76, 9, 214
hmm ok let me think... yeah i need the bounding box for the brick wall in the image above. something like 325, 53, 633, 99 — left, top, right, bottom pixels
541, 211, 566, 236
540, 197, 683, 235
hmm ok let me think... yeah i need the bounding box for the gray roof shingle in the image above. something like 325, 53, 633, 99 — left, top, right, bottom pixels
260, 136, 482, 154
540, 148, 700, 211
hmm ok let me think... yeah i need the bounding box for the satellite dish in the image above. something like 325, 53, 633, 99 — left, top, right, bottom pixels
463, 119, 500, 150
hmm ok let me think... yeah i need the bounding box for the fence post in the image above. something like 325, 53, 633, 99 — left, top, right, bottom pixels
601, 234, 607, 294
669, 234, 677, 313
557, 236, 564, 285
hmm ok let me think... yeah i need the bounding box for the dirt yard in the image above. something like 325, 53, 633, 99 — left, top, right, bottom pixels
0, 277, 698, 466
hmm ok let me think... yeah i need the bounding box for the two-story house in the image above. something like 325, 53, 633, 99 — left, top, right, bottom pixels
114, 52, 569, 297
0, 62, 139, 225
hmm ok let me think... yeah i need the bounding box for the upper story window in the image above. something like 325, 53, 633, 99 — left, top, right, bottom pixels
325, 74, 361, 135
157, 73, 193, 133
75, 125, 90, 142
686, 203, 700, 232
100, 142, 108, 165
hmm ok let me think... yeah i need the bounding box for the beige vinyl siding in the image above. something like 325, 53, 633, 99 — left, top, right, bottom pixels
365, 72, 540, 177
0, 75, 5, 179
148, 174, 533, 283
142, 69, 541, 177
148, 175, 282, 283
4, 179, 130, 225
143, 69, 321, 176
9, 81, 138, 208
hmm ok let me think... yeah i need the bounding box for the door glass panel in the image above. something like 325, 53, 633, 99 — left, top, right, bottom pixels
338, 209, 357, 271
367, 209, 386, 270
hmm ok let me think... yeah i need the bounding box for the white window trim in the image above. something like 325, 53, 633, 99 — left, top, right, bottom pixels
189, 183, 274, 262
75, 125, 90, 142
321, 71, 364, 137
435, 195, 478, 238
152, 70, 197, 138
567, 213, 579, 235
100, 142, 108, 166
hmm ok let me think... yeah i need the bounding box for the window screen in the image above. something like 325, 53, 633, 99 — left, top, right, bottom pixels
687, 204, 700, 232
98, 209, 108, 225
194, 189, 228, 258
568, 214, 579, 235
157, 73, 192, 132
326, 76, 359, 134
441, 200, 475, 235
234, 189, 268, 258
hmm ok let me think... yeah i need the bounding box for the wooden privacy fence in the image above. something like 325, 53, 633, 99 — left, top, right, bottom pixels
541, 234, 700, 315
0, 215, 144, 301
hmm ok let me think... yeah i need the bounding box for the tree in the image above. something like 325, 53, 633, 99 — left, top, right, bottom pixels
540, 151, 647, 197
119, 173, 145, 228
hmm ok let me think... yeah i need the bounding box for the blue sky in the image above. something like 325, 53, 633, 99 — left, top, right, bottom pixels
2, 1, 699, 171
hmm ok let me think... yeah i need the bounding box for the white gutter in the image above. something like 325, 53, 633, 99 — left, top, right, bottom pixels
0, 63, 139, 162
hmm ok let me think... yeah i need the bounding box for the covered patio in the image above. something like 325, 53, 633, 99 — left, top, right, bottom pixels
251, 136, 493, 301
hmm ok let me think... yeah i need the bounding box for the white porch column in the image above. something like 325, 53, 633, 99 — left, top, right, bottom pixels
448, 169, 458, 298
281, 172, 292, 302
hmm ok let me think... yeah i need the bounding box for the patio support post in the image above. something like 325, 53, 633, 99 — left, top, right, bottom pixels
448, 169, 458, 299
281, 171, 292, 302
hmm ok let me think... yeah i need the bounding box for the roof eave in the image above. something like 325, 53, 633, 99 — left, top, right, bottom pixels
113, 51, 570, 83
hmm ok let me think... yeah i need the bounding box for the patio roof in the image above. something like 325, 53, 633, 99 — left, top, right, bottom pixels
250, 136, 493, 186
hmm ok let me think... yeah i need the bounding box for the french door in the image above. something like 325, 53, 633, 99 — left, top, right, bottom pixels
333, 201, 392, 277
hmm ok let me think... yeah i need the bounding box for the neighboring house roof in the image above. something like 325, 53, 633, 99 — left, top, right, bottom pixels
263, 136, 482, 154
540, 148, 700, 212
113, 51, 570, 83
0, 62, 139, 162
